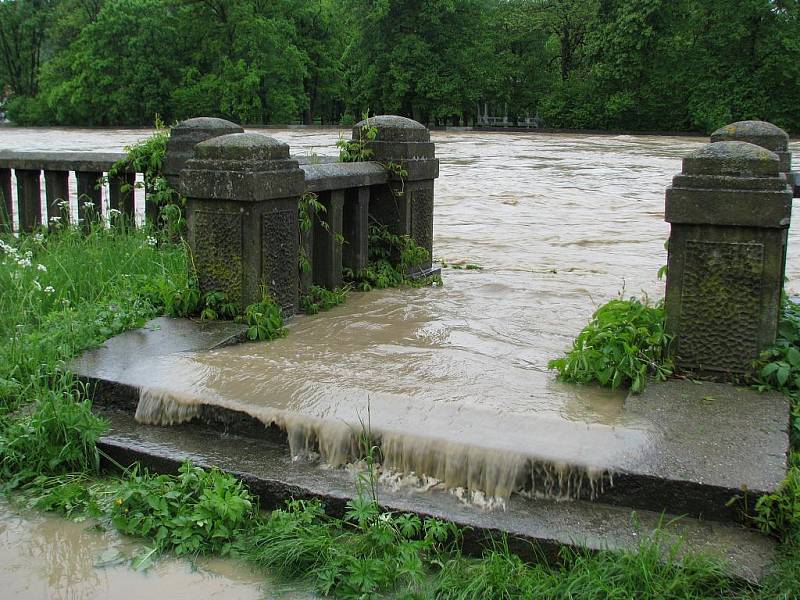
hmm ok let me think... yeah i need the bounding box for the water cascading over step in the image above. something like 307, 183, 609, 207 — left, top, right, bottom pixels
135, 386, 614, 503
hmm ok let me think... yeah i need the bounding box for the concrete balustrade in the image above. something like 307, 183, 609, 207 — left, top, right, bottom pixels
664, 141, 793, 375
0, 151, 134, 231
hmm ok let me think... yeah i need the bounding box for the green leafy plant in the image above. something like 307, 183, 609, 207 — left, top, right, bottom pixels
337, 113, 378, 163
200, 290, 238, 321
345, 224, 436, 292
0, 383, 107, 489
300, 285, 348, 315
106, 117, 184, 236
244, 292, 286, 341
754, 452, 800, 543
110, 462, 254, 557
548, 297, 673, 393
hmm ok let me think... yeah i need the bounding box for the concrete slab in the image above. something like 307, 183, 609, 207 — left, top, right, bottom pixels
71, 317, 247, 382
75, 318, 790, 523
96, 409, 776, 583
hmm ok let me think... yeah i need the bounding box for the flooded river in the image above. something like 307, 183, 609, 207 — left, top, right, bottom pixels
3, 127, 800, 588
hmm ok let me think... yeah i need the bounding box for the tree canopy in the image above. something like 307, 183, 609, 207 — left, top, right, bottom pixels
1, 0, 798, 132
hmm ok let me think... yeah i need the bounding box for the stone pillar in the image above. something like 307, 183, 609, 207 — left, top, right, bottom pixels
180, 133, 303, 315
664, 141, 793, 375
44, 170, 70, 225
353, 115, 439, 272
711, 120, 795, 286
164, 117, 244, 189
0, 168, 12, 232
16, 169, 42, 232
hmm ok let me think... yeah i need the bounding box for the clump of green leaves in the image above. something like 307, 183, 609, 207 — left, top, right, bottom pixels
345, 224, 436, 291
106, 117, 184, 236
0, 382, 107, 489
244, 498, 459, 599
548, 298, 673, 393
244, 293, 286, 341
337, 113, 378, 162
300, 285, 348, 315
111, 462, 254, 557
754, 452, 800, 543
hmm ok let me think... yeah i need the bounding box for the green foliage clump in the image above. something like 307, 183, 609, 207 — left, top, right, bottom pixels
754, 452, 800, 544
107, 119, 185, 236
300, 285, 348, 315
433, 536, 736, 600
111, 462, 254, 557
337, 115, 377, 162
244, 293, 286, 341
345, 225, 436, 292
548, 298, 673, 393
244, 498, 458, 599
0, 385, 106, 489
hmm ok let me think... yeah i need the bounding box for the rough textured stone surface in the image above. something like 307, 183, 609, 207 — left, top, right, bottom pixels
353, 115, 438, 266
0, 150, 125, 171
682, 141, 779, 177
711, 121, 789, 152
353, 115, 430, 142
182, 133, 302, 313
95, 407, 777, 583
164, 117, 243, 187
301, 161, 388, 192
181, 133, 303, 203
665, 142, 792, 374
313, 190, 344, 289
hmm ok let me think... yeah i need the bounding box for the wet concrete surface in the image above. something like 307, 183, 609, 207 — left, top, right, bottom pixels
75, 315, 790, 519
0, 499, 317, 600
96, 408, 776, 583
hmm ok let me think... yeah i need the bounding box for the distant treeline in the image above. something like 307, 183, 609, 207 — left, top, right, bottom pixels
1, 0, 798, 132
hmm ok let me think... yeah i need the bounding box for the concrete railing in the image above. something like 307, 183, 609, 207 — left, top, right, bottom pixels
0, 150, 138, 231
175, 114, 438, 316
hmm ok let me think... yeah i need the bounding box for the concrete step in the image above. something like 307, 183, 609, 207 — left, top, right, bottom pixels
75, 317, 790, 523
96, 408, 776, 583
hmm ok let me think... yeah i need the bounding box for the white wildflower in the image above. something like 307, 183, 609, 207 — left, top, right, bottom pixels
57, 199, 69, 208
32, 280, 41, 291
83, 201, 95, 209
44, 286, 55, 294
17, 257, 31, 268
108, 208, 121, 216
33, 233, 44, 243
61, 298, 70, 307
49, 216, 62, 224
146, 236, 157, 247
37, 264, 47, 273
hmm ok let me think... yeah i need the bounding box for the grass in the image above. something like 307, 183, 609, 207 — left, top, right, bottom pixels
0, 224, 188, 488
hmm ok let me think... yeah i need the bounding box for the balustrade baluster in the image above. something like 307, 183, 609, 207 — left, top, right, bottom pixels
44, 170, 70, 226
16, 169, 42, 232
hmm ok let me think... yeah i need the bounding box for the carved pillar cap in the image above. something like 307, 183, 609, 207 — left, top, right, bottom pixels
711, 120, 789, 152
353, 115, 430, 142
353, 115, 438, 180
180, 133, 303, 202
682, 141, 780, 177
164, 117, 244, 185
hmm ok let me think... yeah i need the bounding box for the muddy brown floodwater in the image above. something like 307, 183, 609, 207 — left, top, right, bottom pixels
0, 499, 317, 599
3, 127, 800, 580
